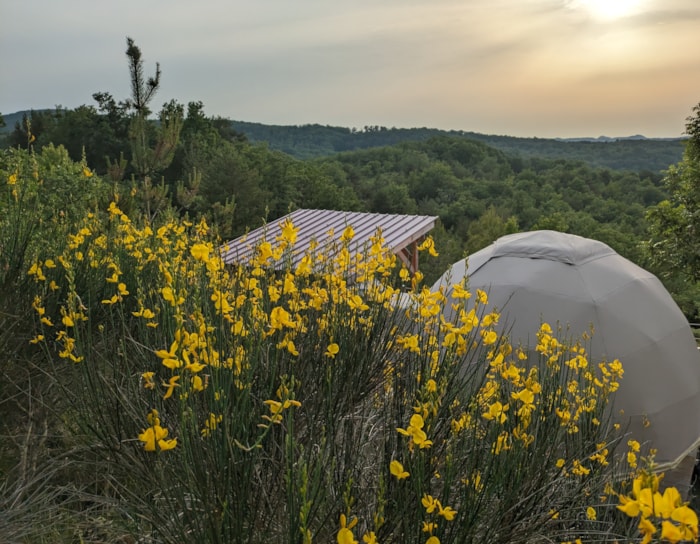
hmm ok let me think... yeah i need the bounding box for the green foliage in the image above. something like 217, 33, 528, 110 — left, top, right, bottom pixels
121, 36, 183, 182
231, 120, 685, 171
645, 102, 700, 319
125, 36, 161, 115
20, 196, 641, 543
465, 206, 519, 255
0, 145, 108, 287
312, 137, 666, 285
0, 147, 122, 543
2, 121, 697, 544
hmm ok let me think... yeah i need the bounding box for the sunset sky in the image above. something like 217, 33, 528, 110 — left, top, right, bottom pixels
2, 0, 699, 138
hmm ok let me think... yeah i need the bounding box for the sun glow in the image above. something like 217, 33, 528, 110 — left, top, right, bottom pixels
572, 0, 646, 21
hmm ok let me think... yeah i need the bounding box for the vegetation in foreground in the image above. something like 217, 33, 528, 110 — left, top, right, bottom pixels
1, 145, 699, 543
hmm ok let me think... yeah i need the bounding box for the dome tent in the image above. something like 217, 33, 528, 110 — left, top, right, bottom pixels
431, 230, 700, 471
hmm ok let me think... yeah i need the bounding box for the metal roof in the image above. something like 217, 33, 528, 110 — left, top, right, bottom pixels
220, 209, 438, 273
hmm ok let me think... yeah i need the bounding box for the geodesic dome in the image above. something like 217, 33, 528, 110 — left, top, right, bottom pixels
432, 230, 700, 470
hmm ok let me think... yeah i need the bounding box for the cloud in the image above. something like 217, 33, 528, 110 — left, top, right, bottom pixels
1, 0, 698, 137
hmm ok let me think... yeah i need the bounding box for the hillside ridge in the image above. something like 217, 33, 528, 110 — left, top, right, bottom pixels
229, 119, 686, 172
1, 109, 686, 173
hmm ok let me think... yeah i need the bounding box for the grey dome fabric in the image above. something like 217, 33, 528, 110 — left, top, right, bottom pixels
432, 230, 700, 470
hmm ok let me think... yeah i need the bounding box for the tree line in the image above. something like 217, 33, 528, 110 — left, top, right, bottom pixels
230, 120, 686, 172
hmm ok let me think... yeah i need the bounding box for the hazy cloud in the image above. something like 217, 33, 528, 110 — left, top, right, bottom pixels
1, 0, 698, 137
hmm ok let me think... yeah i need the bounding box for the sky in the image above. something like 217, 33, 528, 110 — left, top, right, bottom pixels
2, 0, 700, 139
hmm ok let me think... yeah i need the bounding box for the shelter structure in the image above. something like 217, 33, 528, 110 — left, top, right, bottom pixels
220, 209, 438, 274
432, 230, 700, 472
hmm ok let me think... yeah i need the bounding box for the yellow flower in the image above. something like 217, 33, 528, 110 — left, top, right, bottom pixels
571, 459, 590, 477
635, 517, 656, 544
133, 307, 156, 319
263, 400, 284, 424
397, 413, 433, 449
671, 505, 699, 541
269, 306, 297, 330
28, 262, 46, 281
156, 340, 181, 369
191, 375, 205, 392
438, 504, 457, 521
451, 282, 471, 300
397, 334, 420, 354
482, 401, 509, 424
326, 343, 340, 358
341, 225, 355, 242
82, 166, 93, 177
211, 290, 233, 314
417, 236, 438, 257
337, 514, 358, 544
279, 218, 298, 245
185, 360, 206, 374
661, 520, 681, 544
511, 388, 534, 405
8, 172, 18, 185
138, 425, 168, 451
162, 286, 175, 303
142, 371, 156, 389
390, 460, 409, 480
262, 397, 301, 425
62, 314, 75, 327
422, 521, 438, 533
202, 413, 223, 437
656, 486, 682, 518
586, 506, 596, 520
138, 413, 177, 452
29, 334, 45, 344
296, 255, 312, 276
425, 536, 440, 544
672, 503, 699, 525
32, 296, 45, 316
362, 532, 378, 544
257, 241, 273, 262
283, 339, 299, 356
347, 294, 369, 312
190, 243, 210, 262
491, 431, 511, 455
481, 312, 499, 327
421, 494, 439, 514
159, 436, 177, 450
162, 375, 180, 399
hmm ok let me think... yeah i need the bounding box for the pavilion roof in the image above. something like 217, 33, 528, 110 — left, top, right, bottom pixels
220, 209, 438, 274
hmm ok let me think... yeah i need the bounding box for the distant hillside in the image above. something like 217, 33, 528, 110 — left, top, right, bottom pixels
231, 121, 686, 173
0, 110, 51, 133
1, 110, 685, 173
